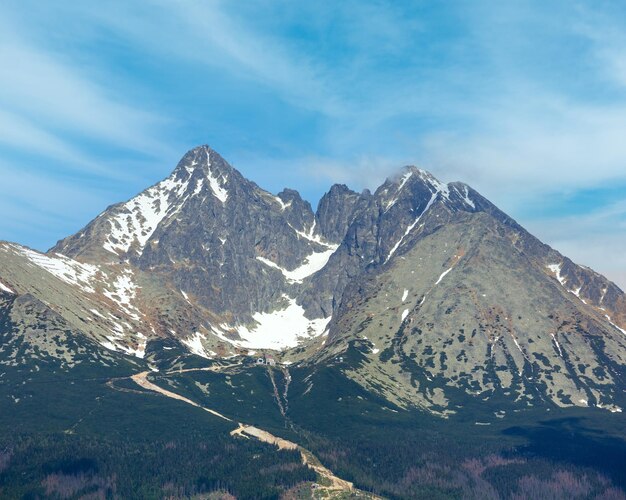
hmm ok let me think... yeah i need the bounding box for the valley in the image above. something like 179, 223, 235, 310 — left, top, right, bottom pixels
1, 145, 625, 498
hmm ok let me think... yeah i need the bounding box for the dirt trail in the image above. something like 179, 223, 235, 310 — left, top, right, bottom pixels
123, 366, 358, 496
230, 424, 354, 492
301, 448, 355, 492
230, 424, 297, 450
131, 371, 232, 422
168, 363, 241, 375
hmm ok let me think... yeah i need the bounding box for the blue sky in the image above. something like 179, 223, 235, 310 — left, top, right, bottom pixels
1, 1, 626, 288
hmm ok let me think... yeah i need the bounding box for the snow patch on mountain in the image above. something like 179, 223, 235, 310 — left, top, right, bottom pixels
0, 280, 14, 294
257, 246, 338, 283
547, 263, 590, 302
435, 266, 454, 285
207, 169, 228, 202
100, 336, 146, 359
422, 171, 450, 199
547, 263, 566, 286
182, 332, 212, 358
385, 171, 413, 210
398, 171, 413, 191
386, 190, 439, 262
199, 147, 229, 202
103, 174, 190, 255
461, 185, 475, 209
551, 333, 564, 357
229, 296, 330, 349
401, 308, 409, 321
135, 340, 147, 358
12, 245, 99, 294
510, 334, 528, 361
193, 178, 204, 196
103, 270, 141, 321
605, 314, 626, 336
291, 220, 335, 248
274, 196, 292, 211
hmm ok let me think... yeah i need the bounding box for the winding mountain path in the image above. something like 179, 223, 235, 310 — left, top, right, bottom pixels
119, 366, 364, 497
131, 371, 232, 421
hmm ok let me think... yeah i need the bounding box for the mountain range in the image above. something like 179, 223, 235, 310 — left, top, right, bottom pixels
1, 145, 625, 498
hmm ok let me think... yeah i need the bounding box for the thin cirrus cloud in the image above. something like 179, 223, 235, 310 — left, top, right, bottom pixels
0, 36, 175, 167
78, 0, 349, 119
1, 44, 158, 150
0, 1, 625, 288
0, 8, 181, 248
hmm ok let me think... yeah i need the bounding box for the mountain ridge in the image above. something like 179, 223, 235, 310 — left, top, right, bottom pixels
1, 144, 625, 416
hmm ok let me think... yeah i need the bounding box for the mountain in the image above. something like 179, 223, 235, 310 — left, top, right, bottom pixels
1, 145, 626, 498
49, 146, 340, 353
2, 144, 625, 411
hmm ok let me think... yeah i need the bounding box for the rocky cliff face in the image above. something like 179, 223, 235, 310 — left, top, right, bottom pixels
50, 146, 340, 351
320, 204, 626, 414
314, 184, 365, 244
2, 145, 625, 414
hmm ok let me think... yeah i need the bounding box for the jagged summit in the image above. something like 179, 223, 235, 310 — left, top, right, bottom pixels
378, 166, 482, 216
7, 144, 623, 415
48, 145, 344, 351
174, 145, 234, 179
314, 184, 363, 244
387, 164, 439, 181
50, 145, 245, 260
3, 142, 626, 499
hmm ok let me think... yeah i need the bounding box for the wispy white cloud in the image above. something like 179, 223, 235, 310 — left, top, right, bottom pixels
0, 161, 113, 248
417, 95, 626, 203
0, 0, 625, 289
571, 5, 626, 91
0, 109, 97, 169
1, 43, 161, 149
0, 6, 183, 246
0, 14, 177, 175
70, 0, 347, 119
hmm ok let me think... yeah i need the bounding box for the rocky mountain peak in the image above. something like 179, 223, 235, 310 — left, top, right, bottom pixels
4, 144, 626, 420
275, 188, 315, 234
49, 146, 248, 261
175, 145, 231, 175
276, 188, 311, 212
170, 145, 236, 202
315, 184, 364, 244
376, 166, 447, 204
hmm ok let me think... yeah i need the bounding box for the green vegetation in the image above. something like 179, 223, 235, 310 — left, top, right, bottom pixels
0, 433, 314, 498
1, 335, 625, 499
0, 346, 314, 498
